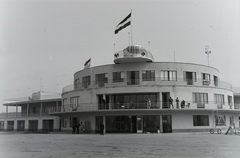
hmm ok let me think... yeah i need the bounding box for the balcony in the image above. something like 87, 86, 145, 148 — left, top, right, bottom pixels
58, 101, 235, 113
62, 77, 232, 93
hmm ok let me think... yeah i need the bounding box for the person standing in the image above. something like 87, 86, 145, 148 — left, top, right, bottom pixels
100, 123, 104, 135
176, 97, 179, 109
147, 98, 151, 109
72, 122, 76, 134
168, 97, 174, 108
181, 100, 185, 108
76, 121, 80, 134
80, 122, 85, 134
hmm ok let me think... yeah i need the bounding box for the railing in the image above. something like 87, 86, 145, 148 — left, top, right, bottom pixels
58, 101, 235, 113
62, 77, 232, 93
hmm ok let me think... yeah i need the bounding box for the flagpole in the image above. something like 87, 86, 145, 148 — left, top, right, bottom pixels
128, 32, 130, 46
130, 10, 133, 45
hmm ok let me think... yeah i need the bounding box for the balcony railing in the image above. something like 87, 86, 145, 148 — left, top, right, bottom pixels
58, 101, 235, 113
63, 77, 232, 93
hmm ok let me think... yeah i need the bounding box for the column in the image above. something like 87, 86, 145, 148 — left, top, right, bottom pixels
103, 116, 106, 134
40, 102, 42, 116
6, 106, 8, 118
56, 101, 58, 112
27, 103, 29, 117
16, 104, 18, 117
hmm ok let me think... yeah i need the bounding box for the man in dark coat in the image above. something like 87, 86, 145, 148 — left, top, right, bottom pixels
100, 123, 104, 135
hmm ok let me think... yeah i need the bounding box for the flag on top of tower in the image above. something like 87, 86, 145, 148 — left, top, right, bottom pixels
114, 12, 131, 34
84, 58, 91, 69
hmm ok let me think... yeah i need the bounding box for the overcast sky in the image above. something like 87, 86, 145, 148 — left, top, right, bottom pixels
0, 0, 239, 112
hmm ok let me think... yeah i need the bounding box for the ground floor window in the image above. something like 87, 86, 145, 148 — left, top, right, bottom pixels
143, 115, 160, 133
193, 115, 209, 126
61, 118, 67, 128
95, 116, 103, 133
7, 121, 14, 131
42, 120, 54, 131
0, 121, 4, 130
106, 116, 133, 133
17, 120, 25, 131
29, 120, 38, 131
215, 115, 226, 126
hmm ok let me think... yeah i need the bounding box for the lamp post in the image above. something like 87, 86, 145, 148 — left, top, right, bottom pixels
205, 45, 211, 66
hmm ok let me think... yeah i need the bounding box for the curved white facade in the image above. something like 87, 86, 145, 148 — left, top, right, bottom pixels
58, 46, 239, 134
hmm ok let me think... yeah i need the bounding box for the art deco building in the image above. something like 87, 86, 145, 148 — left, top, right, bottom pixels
54, 45, 238, 133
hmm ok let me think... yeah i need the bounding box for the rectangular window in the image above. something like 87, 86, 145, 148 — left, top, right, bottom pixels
183, 71, 196, 85
62, 99, 67, 112
214, 94, 224, 109
96, 73, 108, 87
214, 76, 218, 86
82, 76, 91, 88
202, 73, 210, 85
142, 70, 155, 81
0, 121, 4, 130
193, 93, 208, 108
161, 70, 177, 81
228, 95, 233, 109
193, 115, 209, 126
74, 78, 80, 89
215, 115, 226, 126
70, 96, 80, 111
113, 72, 124, 82
61, 118, 67, 128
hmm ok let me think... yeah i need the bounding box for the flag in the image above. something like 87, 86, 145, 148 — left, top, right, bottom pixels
114, 13, 131, 34
84, 58, 91, 69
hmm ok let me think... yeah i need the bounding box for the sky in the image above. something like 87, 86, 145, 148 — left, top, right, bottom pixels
0, 0, 239, 113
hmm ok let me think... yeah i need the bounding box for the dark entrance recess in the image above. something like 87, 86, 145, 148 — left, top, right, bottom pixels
106, 116, 137, 133
162, 115, 172, 133
162, 92, 170, 108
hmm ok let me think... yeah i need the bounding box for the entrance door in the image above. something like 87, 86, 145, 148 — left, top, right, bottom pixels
162, 115, 172, 133
131, 116, 137, 133
162, 92, 170, 109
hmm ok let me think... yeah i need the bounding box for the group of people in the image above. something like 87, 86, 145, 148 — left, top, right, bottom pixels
72, 121, 85, 134
168, 97, 187, 109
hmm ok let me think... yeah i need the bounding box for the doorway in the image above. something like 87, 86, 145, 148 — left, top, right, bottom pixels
162, 115, 172, 133
162, 92, 170, 108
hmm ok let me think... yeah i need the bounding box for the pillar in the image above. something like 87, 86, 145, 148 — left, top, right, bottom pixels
103, 116, 106, 134
16, 104, 18, 117
6, 106, 8, 118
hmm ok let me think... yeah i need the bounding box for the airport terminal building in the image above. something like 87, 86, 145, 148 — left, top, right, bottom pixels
1, 45, 240, 133
56, 45, 239, 133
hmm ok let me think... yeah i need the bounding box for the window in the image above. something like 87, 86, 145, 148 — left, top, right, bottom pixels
161, 70, 177, 81
142, 70, 155, 81
214, 94, 224, 109
193, 115, 209, 126
62, 99, 67, 112
82, 76, 91, 88
193, 93, 208, 108
215, 115, 226, 126
74, 78, 80, 89
228, 96, 233, 109
70, 96, 80, 111
113, 72, 124, 82
0, 121, 4, 130
183, 71, 196, 85
61, 118, 67, 128
214, 76, 218, 86
95, 73, 108, 86
202, 73, 210, 85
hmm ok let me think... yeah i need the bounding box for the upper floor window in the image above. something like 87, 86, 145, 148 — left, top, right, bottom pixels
62, 98, 67, 111
214, 94, 224, 109
142, 70, 155, 81
183, 71, 196, 85
113, 72, 124, 82
74, 78, 80, 89
161, 70, 177, 81
70, 96, 80, 111
214, 76, 218, 87
193, 92, 208, 108
228, 95, 233, 108
96, 73, 108, 87
82, 76, 91, 88
202, 73, 210, 85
